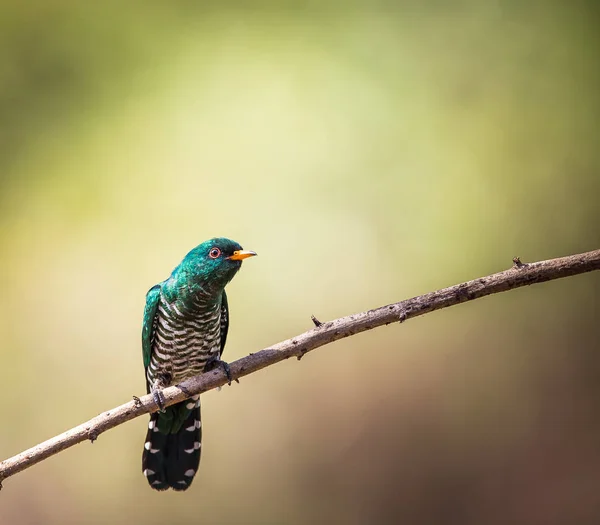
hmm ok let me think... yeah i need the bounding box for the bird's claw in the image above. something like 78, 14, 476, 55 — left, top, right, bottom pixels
206, 356, 233, 386
152, 389, 166, 413
178, 384, 192, 397
220, 361, 232, 386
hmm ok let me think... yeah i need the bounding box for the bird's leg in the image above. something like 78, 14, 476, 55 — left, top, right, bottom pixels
205, 353, 233, 386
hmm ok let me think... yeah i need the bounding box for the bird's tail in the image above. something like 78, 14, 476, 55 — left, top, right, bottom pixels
142, 395, 202, 491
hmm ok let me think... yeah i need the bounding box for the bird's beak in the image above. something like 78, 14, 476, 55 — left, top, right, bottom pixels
228, 250, 257, 261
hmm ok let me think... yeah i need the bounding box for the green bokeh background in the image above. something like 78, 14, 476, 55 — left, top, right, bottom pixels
1, 2, 599, 524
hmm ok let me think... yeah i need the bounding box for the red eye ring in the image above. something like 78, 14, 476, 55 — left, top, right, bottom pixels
209, 247, 221, 259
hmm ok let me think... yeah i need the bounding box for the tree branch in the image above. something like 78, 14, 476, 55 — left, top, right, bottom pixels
1, 249, 599, 489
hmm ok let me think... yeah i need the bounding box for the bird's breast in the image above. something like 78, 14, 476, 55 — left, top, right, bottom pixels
148, 297, 222, 386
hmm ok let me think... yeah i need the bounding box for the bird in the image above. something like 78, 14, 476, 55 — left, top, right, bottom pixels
141, 237, 256, 491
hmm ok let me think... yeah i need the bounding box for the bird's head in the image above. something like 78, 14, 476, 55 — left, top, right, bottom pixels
176, 237, 257, 296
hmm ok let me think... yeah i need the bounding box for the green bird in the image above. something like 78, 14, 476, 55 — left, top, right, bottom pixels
141, 238, 256, 491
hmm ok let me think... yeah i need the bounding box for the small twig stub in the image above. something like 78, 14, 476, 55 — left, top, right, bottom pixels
512, 256, 527, 269
311, 315, 323, 327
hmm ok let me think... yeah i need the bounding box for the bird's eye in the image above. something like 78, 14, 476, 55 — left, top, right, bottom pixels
209, 247, 221, 259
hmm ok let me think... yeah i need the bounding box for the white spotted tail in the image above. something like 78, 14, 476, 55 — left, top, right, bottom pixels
142, 395, 202, 491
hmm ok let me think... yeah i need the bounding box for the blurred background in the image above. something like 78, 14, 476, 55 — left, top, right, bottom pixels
1, 1, 599, 524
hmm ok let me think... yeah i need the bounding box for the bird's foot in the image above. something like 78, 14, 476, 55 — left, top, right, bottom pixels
152, 389, 166, 413
205, 355, 234, 386
177, 384, 192, 397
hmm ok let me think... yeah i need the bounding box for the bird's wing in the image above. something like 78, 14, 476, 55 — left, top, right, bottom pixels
219, 290, 230, 357
142, 284, 161, 370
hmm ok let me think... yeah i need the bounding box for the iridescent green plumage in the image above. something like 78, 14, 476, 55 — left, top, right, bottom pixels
141, 237, 256, 491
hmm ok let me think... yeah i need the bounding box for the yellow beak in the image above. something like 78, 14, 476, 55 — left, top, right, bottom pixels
228, 250, 257, 261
